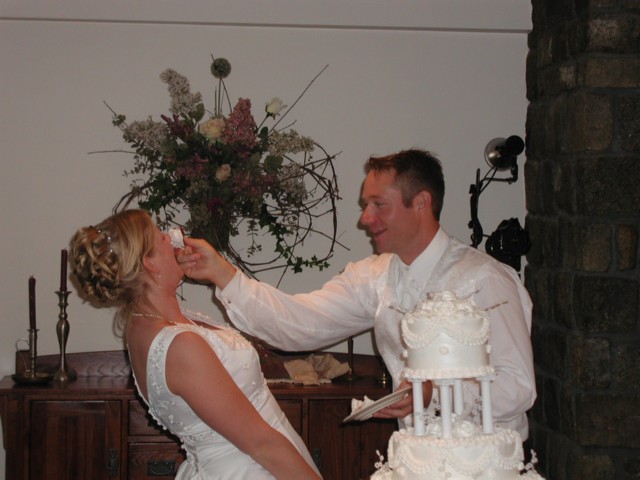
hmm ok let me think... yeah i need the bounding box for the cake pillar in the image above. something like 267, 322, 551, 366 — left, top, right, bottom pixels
453, 379, 463, 415
479, 375, 494, 434
436, 379, 454, 439
411, 380, 425, 436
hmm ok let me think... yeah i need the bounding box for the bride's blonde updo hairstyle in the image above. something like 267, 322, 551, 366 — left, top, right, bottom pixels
70, 209, 155, 308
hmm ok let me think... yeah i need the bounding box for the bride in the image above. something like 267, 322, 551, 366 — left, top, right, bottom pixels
70, 209, 321, 479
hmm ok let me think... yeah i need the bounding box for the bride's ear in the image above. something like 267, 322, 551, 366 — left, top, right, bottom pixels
142, 255, 159, 275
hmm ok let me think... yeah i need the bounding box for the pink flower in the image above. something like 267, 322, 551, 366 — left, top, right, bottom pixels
222, 98, 257, 155
175, 154, 208, 180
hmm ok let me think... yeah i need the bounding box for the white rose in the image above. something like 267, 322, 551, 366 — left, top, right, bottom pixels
199, 117, 225, 141
266, 97, 286, 116
215, 164, 232, 182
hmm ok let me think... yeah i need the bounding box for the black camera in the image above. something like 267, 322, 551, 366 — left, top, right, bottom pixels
485, 218, 531, 271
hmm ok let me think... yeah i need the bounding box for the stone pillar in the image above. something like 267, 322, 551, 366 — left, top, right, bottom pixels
525, 1, 640, 479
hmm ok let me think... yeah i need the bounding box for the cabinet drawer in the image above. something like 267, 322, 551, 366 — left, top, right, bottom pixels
129, 442, 186, 479
278, 399, 303, 434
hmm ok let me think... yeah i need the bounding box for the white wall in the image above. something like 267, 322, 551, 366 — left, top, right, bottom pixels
0, 1, 531, 476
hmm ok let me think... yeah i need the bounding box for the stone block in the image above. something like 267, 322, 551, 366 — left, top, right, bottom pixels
543, 376, 564, 431
559, 219, 609, 271
526, 50, 539, 100
567, 452, 615, 480
576, 0, 618, 8
567, 19, 589, 58
574, 275, 639, 333
553, 272, 574, 329
559, 62, 577, 90
619, 95, 640, 152
538, 65, 561, 97
567, 92, 613, 152
554, 160, 576, 214
579, 57, 640, 88
536, 31, 554, 68
524, 162, 555, 214
616, 224, 638, 271
575, 393, 640, 448
545, 431, 576, 480
526, 99, 565, 155
577, 223, 612, 272
614, 343, 640, 391
576, 157, 640, 216
567, 335, 611, 389
533, 321, 568, 375
530, 372, 546, 422
536, 62, 578, 96
622, 455, 640, 478
528, 268, 553, 320
526, 217, 560, 267
587, 15, 640, 54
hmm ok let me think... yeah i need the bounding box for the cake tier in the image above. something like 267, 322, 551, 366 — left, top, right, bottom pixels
373, 426, 529, 480
403, 332, 494, 381
401, 292, 492, 380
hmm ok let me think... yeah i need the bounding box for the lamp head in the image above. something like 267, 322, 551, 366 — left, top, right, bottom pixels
484, 135, 525, 171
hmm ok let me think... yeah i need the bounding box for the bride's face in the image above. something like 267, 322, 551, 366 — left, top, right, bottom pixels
146, 226, 184, 284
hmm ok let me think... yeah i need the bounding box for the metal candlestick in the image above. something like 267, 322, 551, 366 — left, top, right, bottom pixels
377, 367, 390, 386
10, 328, 53, 385
344, 336, 358, 381
53, 290, 77, 383
377, 356, 390, 385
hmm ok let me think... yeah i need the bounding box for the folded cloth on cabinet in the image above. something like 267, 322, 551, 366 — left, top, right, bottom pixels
283, 353, 350, 385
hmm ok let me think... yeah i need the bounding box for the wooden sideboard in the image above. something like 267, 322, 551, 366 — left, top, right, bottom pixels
0, 350, 397, 480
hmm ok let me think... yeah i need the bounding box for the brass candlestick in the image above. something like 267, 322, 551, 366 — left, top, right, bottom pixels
376, 356, 390, 386
344, 336, 359, 381
53, 290, 77, 383
11, 329, 53, 385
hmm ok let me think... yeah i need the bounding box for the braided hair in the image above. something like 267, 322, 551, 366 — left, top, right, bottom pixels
70, 209, 155, 308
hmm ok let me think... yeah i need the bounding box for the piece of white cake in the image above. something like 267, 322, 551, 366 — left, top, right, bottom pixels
168, 227, 185, 249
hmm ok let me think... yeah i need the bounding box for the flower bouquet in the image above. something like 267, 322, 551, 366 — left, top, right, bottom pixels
105, 56, 343, 281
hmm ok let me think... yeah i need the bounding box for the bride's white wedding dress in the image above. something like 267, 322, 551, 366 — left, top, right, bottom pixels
130, 312, 319, 479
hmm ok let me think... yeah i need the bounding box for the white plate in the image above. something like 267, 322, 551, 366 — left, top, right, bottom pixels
343, 386, 412, 423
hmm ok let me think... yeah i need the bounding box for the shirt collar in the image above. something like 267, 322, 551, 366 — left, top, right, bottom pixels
404, 227, 449, 281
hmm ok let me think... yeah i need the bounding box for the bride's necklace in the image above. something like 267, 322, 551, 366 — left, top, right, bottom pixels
131, 312, 196, 326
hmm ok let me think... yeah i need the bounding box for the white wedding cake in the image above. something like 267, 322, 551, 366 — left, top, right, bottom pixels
371, 291, 543, 480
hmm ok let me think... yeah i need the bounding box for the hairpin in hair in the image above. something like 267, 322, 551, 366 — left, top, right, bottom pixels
94, 226, 113, 253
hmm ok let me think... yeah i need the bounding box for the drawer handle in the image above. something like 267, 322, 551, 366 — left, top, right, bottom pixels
106, 448, 118, 478
147, 460, 177, 476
